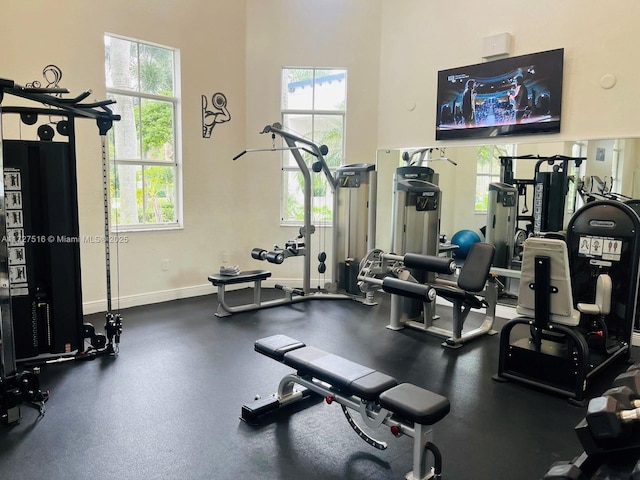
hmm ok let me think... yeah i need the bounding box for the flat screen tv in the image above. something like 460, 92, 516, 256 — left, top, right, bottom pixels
435, 48, 564, 140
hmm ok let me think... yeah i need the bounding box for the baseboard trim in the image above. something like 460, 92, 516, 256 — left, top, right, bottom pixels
82, 277, 308, 315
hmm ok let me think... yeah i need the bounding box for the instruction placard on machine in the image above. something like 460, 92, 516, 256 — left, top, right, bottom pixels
4, 167, 28, 296
578, 236, 622, 262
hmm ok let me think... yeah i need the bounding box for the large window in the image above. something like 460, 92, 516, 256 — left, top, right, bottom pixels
475, 144, 514, 212
104, 35, 181, 229
281, 68, 347, 224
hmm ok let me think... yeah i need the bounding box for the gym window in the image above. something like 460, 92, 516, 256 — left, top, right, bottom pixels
475, 144, 514, 213
280, 67, 347, 225
104, 34, 182, 230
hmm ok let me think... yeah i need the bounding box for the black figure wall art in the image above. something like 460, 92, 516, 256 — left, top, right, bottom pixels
26, 64, 63, 91
202, 92, 230, 138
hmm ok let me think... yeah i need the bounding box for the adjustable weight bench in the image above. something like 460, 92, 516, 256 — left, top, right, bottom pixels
241, 334, 450, 480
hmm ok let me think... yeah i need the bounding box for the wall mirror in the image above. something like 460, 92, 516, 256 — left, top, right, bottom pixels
375, 138, 640, 335
375, 138, 640, 250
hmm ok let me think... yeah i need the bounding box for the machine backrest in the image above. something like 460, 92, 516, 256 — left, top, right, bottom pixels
516, 237, 581, 326
458, 242, 495, 293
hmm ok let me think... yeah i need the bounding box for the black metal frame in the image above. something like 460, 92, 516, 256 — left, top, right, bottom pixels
494, 201, 638, 404
0, 77, 120, 424
499, 154, 584, 235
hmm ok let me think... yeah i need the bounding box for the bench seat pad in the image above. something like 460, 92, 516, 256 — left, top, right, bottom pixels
208, 270, 271, 286
379, 383, 450, 425
254, 335, 306, 361
284, 346, 398, 401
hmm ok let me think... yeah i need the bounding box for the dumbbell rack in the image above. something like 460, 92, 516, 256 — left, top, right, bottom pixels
543, 366, 640, 479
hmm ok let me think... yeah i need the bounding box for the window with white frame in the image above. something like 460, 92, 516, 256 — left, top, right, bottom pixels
104, 34, 181, 229
475, 144, 515, 212
280, 68, 347, 224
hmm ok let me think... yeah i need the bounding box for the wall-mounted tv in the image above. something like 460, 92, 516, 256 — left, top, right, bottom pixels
435, 48, 564, 141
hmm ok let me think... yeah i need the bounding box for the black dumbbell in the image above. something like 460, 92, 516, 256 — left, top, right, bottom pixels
542, 461, 587, 479
585, 395, 640, 440
632, 458, 640, 480
612, 369, 640, 396
600, 385, 640, 410
628, 361, 640, 372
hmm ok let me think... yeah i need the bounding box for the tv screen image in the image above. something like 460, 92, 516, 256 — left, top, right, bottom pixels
435, 48, 564, 140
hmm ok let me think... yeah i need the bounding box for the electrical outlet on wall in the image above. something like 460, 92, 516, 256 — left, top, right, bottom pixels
161, 259, 169, 271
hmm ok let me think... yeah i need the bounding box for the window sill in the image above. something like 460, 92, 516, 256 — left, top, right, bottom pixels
110, 223, 183, 234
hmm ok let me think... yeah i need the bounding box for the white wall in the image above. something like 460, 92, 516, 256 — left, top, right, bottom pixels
378, 0, 640, 146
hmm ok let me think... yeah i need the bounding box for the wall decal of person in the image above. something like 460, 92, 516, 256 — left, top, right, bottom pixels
202, 92, 231, 138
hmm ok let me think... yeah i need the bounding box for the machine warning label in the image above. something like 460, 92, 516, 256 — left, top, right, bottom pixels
578, 236, 622, 261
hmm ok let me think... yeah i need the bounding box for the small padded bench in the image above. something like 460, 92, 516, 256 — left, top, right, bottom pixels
244, 334, 450, 479
208, 269, 271, 287
207, 270, 271, 317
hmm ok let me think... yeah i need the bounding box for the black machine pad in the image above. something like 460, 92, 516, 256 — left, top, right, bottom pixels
379, 383, 450, 425
254, 334, 306, 361
382, 277, 434, 301
432, 285, 485, 309
457, 243, 495, 293
283, 346, 398, 401
208, 270, 271, 286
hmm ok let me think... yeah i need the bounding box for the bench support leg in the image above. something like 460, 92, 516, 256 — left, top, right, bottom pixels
214, 280, 267, 318
215, 286, 232, 317
253, 280, 263, 306
407, 423, 436, 480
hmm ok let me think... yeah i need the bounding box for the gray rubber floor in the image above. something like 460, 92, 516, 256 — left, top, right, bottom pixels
0, 291, 636, 479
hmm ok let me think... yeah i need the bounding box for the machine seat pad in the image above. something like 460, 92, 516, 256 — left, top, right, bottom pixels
283, 346, 398, 401
208, 270, 271, 286
432, 285, 485, 309
379, 383, 450, 425
254, 335, 306, 361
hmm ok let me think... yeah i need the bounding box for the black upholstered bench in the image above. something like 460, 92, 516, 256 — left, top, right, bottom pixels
207, 270, 271, 317
242, 334, 450, 479
208, 270, 271, 287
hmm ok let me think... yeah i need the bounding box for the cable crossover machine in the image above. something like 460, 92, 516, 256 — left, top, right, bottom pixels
0, 77, 121, 424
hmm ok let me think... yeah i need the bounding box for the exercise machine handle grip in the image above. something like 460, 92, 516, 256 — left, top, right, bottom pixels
233, 150, 247, 161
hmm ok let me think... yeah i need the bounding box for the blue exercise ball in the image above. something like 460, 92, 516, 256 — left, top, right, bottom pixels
451, 229, 481, 259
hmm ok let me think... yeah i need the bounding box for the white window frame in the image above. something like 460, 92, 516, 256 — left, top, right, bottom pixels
280, 67, 347, 226
104, 34, 183, 232
475, 144, 515, 213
